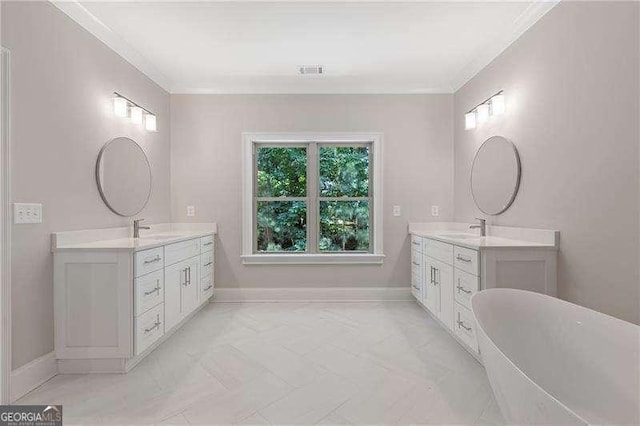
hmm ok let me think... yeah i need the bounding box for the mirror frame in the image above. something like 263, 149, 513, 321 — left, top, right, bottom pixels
470, 136, 521, 215
95, 137, 152, 217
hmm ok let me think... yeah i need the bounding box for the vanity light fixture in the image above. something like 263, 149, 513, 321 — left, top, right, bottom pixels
113, 96, 128, 118
491, 92, 505, 115
130, 106, 144, 125
113, 92, 157, 132
145, 114, 157, 132
465, 90, 505, 130
476, 104, 490, 123
465, 112, 477, 130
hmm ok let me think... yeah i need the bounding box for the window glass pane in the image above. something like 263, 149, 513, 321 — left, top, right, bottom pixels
257, 147, 307, 197
257, 201, 307, 252
319, 201, 370, 252
319, 146, 369, 197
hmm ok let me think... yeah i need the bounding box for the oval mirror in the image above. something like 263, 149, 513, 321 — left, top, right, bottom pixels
471, 136, 521, 215
96, 137, 151, 217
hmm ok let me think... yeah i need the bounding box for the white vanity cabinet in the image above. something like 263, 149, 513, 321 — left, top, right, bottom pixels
53, 227, 216, 373
409, 224, 558, 359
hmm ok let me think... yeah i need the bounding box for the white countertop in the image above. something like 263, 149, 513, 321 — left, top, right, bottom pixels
52, 223, 217, 252
408, 222, 559, 250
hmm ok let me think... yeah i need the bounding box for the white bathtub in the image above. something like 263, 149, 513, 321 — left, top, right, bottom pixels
472, 288, 640, 425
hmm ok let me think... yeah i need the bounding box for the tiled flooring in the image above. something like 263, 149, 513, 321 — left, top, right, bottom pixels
18, 302, 505, 425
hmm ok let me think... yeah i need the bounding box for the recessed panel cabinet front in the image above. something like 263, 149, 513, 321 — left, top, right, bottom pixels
165, 256, 200, 332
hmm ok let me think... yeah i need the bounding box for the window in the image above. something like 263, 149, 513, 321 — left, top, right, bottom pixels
243, 133, 383, 264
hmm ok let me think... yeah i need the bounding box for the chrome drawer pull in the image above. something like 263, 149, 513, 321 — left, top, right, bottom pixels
144, 255, 161, 264
457, 319, 472, 331
412, 241, 420, 246
144, 282, 161, 296
412, 261, 420, 266
456, 254, 472, 263
204, 261, 213, 267
457, 284, 472, 294
203, 284, 213, 291
144, 316, 161, 333
203, 242, 213, 246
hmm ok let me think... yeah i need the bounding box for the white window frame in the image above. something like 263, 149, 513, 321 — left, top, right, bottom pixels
242, 132, 384, 265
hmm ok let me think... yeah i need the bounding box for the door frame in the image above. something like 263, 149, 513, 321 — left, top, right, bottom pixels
1, 46, 12, 404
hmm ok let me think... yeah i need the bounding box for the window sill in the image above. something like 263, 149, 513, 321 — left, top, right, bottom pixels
241, 253, 385, 265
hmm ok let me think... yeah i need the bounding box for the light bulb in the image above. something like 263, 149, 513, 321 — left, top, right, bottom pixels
491, 93, 505, 116
131, 106, 143, 124
465, 112, 476, 130
145, 114, 157, 132
476, 104, 490, 123
113, 97, 128, 118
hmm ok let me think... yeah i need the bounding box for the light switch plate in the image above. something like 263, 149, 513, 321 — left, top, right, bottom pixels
392, 205, 401, 217
187, 205, 195, 217
431, 205, 439, 217
14, 203, 43, 224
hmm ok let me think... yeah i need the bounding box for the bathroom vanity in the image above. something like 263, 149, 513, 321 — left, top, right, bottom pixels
52, 223, 216, 373
409, 222, 559, 359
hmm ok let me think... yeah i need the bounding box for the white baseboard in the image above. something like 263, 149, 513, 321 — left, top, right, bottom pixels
213, 286, 412, 302
10, 351, 57, 402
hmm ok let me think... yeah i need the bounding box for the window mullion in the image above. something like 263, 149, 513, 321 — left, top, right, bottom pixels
307, 142, 318, 254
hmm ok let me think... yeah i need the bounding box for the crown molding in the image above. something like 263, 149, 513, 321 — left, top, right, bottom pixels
171, 87, 454, 95
451, 0, 560, 92
50, 1, 173, 92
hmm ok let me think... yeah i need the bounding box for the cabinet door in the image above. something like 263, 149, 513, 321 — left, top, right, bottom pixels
424, 258, 440, 315
165, 259, 188, 331
433, 258, 454, 331
181, 257, 200, 316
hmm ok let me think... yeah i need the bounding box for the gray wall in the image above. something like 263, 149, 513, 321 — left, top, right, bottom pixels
453, 1, 640, 324
2, 1, 171, 369
171, 94, 454, 289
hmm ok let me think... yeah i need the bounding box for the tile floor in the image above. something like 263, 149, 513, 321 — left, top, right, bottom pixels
18, 302, 505, 425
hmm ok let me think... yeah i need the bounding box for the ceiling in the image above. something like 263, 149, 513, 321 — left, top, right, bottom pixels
53, 1, 558, 94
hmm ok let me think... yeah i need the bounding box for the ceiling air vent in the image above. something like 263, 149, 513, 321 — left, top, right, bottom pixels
299, 65, 324, 75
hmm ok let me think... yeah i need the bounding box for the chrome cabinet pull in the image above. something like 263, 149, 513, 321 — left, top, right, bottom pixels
144, 315, 161, 333
204, 261, 213, 267
144, 281, 161, 296
203, 241, 213, 246
456, 254, 472, 263
181, 268, 188, 286
457, 279, 471, 294
144, 255, 161, 264
433, 267, 439, 286
412, 261, 419, 266
188, 266, 191, 285
412, 241, 420, 246
457, 313, 472, 331
457, 285, 471, 294
204, 285, 213, 291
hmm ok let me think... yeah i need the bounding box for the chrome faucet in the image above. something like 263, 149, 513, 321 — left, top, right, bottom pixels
133, 219, 150, 238
469, 218, 486, 237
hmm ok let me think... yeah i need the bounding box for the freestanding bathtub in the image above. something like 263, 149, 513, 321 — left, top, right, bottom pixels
472, 288, 640, 425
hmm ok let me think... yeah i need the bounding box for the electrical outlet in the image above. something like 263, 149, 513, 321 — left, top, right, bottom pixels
14, 203, 43, 224
392, 205, 401, 217
186, 205, 195, 217
431, 205, 439, 217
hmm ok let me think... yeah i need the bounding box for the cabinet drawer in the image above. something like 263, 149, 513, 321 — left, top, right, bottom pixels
201, 251, 214, 278
410, 235, 423, 253
201, 235, 215, 253
134, 247, 164, 277
165, 238, 201, 266
135, 269, 164, 316
201, 274, 214, 301
425, 238, 453, 265
454, 302, 479, 353
135, 303, 164, 355
454, 269, 479, 310
411, 252, 423, 277
454, 246, 479, 276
